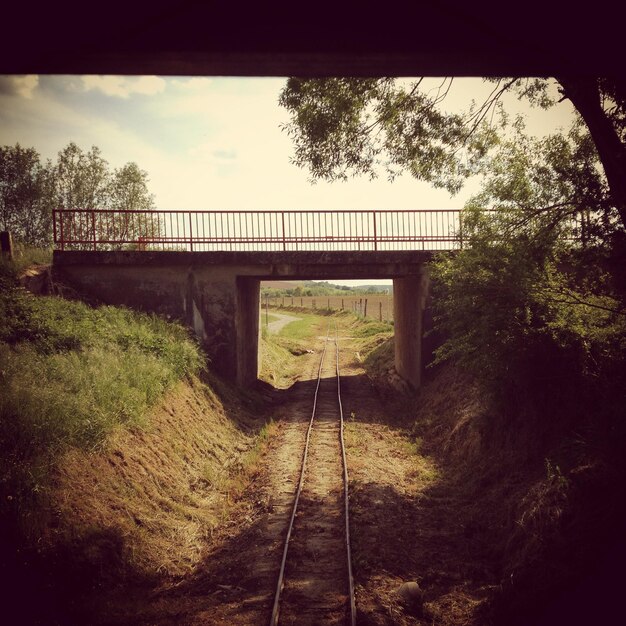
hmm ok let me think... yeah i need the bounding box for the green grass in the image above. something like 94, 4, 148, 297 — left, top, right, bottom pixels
350, 319, 394, 338
259, 334, 298, 386
1, 242, 53, 272
361, 335, 394, 376
259, 310, 334, 386
260, 308, 396, 388
277, 311, 326, 341
343, 315, 395, 377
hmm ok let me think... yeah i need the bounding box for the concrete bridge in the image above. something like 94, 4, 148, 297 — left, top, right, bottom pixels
52, 209, 460, 388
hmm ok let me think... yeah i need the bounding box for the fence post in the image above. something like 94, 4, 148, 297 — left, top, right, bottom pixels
188, 212, 194, 252
341, 299, 344, 310
379, 301, 382, 321
0, 231, 14, 260
364, 298, 368, 318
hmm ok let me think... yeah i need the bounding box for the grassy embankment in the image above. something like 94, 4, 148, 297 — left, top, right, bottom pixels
0, 256, 278, 623
345, 308, 625, 624
403, 358, 626, 624
361, 326, 624, 624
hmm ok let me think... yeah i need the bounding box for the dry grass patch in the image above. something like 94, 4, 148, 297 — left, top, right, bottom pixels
48, 375, 265, 581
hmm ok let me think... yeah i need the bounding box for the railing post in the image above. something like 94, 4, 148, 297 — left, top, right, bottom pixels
189, 212, 194, 252
373, 211, 378, 251
282, 211, 286, 251
52, 209, 58, 247
59, 211, 65, 251
91, 209, 97, 251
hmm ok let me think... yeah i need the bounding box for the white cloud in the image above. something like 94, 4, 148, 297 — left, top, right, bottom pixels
0, 76, 577, 214
0, 75, 39, 99
189, 142, 237, 162
171, 77, 213, 90
79, 75, 166, 98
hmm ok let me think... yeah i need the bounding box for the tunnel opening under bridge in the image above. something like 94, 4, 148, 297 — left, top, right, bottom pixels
238, 272, 431, 389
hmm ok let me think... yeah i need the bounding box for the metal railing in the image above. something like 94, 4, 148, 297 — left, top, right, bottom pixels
52, 209, 463, 252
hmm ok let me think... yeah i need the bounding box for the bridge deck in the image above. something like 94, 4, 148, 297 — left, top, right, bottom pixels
53, 249, 434, 280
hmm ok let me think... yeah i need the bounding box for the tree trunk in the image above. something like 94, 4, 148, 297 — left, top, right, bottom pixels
558, 77, 626, 229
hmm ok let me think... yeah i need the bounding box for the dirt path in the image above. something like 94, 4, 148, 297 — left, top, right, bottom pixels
265, 312, 301, 334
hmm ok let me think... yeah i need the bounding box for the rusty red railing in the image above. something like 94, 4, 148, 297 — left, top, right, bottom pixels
52, 209, 465, 252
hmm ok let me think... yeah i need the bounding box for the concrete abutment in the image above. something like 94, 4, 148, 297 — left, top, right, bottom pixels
393, 268, 429, 389
236, 277, 261, 386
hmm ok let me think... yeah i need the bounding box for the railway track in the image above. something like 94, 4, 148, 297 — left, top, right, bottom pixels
270, 326, 356, 626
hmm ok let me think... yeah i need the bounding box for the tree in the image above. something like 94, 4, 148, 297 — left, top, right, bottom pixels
0, 144, 54, 247
279, 77, 626, 230
0, 141, 158, 249
54, 142, 110, 210
52, 143, 158, 249
109, 162, 154, 212
556, 77, 626, 227
279, 78, 497, 194
107, 162, 156, 246
430, 122, 625, 394
53, 143, 112, 249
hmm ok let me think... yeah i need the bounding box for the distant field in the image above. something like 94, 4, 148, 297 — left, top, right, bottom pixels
261, 280, 301, 289
266, 294, 394, 322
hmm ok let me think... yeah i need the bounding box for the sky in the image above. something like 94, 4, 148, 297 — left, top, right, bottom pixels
0, 75, 576, 284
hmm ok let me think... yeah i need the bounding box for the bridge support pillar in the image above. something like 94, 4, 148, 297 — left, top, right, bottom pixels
236, 276, 260, 387
393, 269, 429, 389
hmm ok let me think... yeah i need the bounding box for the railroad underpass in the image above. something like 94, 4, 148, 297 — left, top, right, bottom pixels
51, 208, 460, 388
53, 249, 432, 388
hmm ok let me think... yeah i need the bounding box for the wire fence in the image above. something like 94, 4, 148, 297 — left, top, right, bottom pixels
263, 294, 395, 322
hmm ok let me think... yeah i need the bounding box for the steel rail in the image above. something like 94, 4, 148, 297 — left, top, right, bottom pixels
335, 322, 357, 626
269, 329, 329, 626
269, 325, 356, 625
